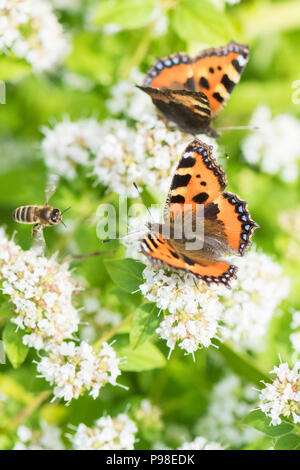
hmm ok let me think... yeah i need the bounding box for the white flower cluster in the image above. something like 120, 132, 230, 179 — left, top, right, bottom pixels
221, 250, 290, 350
140, 249, 289, 354
107, 68, 154, 122
41, 118, 103, 179
91, 118, 191, 197
290, 311, 300, 354
195, 375, 257, 447
37, 341, 121, 402
0, 229, 79, 350
41, 74, 219, 196
242, 106, 300, 182
72, 413, 137, 450
0, 0, 69, 71
178, 437, 223, 450
14, 422, 64, 450
259, 362, 300, 425
141, 267, 223, 354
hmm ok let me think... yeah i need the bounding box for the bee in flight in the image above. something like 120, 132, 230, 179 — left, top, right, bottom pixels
12, 176, 71, 237
12, 204, 71, 237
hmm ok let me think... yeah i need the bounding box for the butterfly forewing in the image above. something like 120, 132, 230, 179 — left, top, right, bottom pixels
166, 140, 227, 217
143, 53, 194, 91
193, 41, 249, 118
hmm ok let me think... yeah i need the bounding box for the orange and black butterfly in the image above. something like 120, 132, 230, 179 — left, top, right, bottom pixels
141, 139, 258, 287
138, 41, 249, 137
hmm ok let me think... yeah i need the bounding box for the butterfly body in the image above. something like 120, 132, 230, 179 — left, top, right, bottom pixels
139, 41, 249, 136
141, 140, 258, 287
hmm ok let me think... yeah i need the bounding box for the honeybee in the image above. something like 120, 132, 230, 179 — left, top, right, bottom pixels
13, 205, 71, 236
12, 176, 71, 237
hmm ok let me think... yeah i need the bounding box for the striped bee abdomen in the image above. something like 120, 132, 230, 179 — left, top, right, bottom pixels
13, 206, 37, 224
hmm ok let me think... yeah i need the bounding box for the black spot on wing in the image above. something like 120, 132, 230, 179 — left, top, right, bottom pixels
170, 195, 185, 204
221, 74, 235, 93
212, 92, 224, 103
171, 174, 191, 190
183, 255, 195, 266
192, 192, 209, 204
199, 77, 210, 90
231, 58, 242, 74
204, 202, 220, 220
169, 249, 180, 259
178, 157, 196, 169
183, 77, 195, 91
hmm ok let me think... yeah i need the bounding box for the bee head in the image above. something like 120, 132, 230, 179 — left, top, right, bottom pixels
50, 208, 62, 224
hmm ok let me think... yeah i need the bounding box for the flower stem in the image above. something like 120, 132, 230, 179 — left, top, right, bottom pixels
93, 311, 135, 353
7, 390, 51, 432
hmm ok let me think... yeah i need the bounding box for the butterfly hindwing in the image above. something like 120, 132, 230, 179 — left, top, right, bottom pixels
141, 232, 237, 286
210, 192, 258, 255
137, 86, 211, 135
193, 41, 249, 118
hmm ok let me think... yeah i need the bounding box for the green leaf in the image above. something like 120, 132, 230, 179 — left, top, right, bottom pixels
130, 303, 161, 349
93, 0, 156, 30
245, 410, 294, 437
0, 374, 33, 404
274, 433, 300, 450
0, 56, 31, 81
116, 341, 166, 371
2, 322, 29, 368
105, 258, 145, 293
215, 341, 269, 385
171, 0, 235, 44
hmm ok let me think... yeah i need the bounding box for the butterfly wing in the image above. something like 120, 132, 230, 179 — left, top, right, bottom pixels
193, 41, 249, 119
141, 231, 237, 286
137, 86, 211, 135
143, 53, 194, 90
206, 192, 258, 256
165, 139, 227, 218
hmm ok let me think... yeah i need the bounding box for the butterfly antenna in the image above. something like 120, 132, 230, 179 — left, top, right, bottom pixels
61, 221, 67, 229
103, 229, 146, 243
71, 250, 116, 259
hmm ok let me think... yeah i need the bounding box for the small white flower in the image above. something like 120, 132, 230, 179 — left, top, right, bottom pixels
259, 362, 300, 425
242, 106, 300, 182
37, 341, 121, 402
221, 250, 290, 350
195, 375, 257, 447
0, 0, 69, 71
41, 118, 103, 179
178, 436, 223, 450
72, 413, 137, 450
14, 422, 64, 450
139, 248, 289, 354
0, 229, 80, 350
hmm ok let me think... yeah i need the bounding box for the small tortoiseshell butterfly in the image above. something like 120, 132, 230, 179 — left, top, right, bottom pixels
138, 41, 249, 137
141, 139, 258, 287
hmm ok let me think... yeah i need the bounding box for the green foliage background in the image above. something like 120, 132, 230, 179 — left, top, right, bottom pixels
0, 0, 300, 450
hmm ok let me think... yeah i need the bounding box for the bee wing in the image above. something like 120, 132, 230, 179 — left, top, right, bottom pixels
31, 227, 46, 255
45, 174, 59, 204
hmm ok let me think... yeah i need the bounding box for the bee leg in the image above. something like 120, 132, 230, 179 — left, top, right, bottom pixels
31, 224, 40, 238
